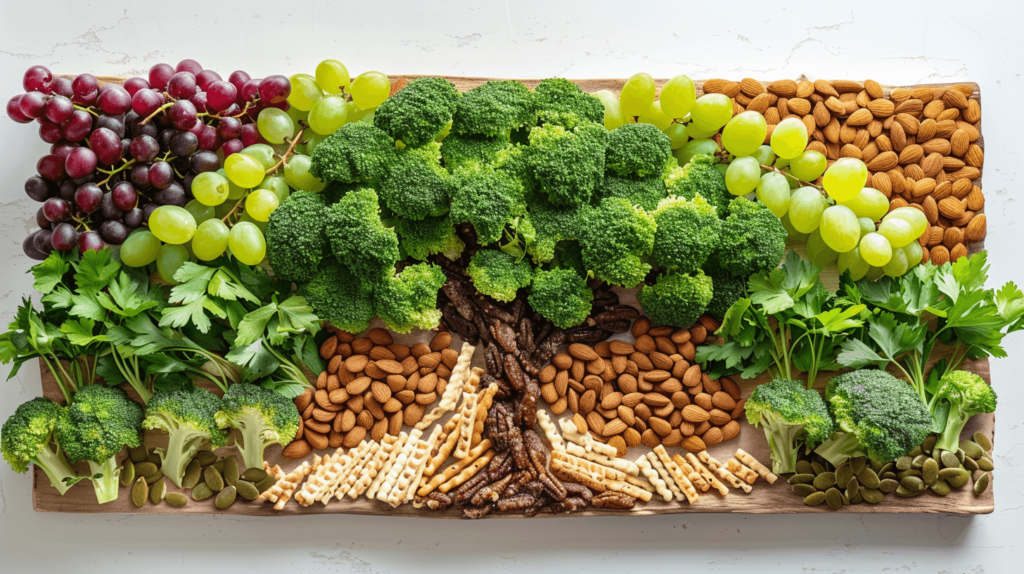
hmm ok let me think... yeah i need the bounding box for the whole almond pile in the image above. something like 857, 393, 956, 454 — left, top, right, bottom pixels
538, 315, 745, 456
704, 78, 985, 264
286, 329, 456, 458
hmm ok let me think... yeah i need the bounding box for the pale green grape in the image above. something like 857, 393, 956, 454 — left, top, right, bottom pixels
770, 118, 808, 160
308, 95, 349, 135
288, 73, 323, 112
638, 100, 672, 130
726, 156, 762, 196
865, 266, 885, 281
348, 103, 375, 123
882, 247, 909, 277
184, 199, 216, 224
883, 207, 928, 238
858, 217, 875, 238
620, 73, 656, 118
675, 138, 720, 166
315, 59, 350, 94
877, 217, 915, 248
256, 175, 291, 204
903, 241, 924, 269
789, 150, 827, 181
859, 232, 893, 267
245, 189, 280, 222
659, 75, 696, 119
751, 145, 776, 168
716, 163, 729, 178
286, 106, 308, 126
120, 230, 161, 267
663, 123, 688, 149
284, 154, 327, 192
839, 188, 889, 221
217, 168, 246, 200
690, 93, 733, 131
192, 219, 230, 261
149, 205, 197, 245
257, 107, 295, 145
721, 111, 767, 158
238, 210, 268, 234
822, 157, 868, 202
224, 153, 265, 189
239, 144, 276, 170
774, 156, 791, 169
191, 171, 231, 206
156, 244, 190, 285
593, 90, 625, 130
684, 121, 719, 140
781, 212, 809, 245
818, 205, 860, 253
806, 228, 839, 265
228, 221, 266, 266
788, 187, 826, 233
215, 200, 235, 219
305, 132, 328, 155
350, 71, 390, 110
756, 171, 792, 217
782, 168, 801, 189
838, 247, 871, 281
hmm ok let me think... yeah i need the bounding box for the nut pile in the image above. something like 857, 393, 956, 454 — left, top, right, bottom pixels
704, 78, 985, 263
539, 314, 745, 455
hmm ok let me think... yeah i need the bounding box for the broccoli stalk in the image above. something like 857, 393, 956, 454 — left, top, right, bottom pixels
143, 386, 227, 487
1, 398, 77, 495
932, 370, 997, 453
216, 383, 300, 471
745, 378, 835, 475
85, 456, 120, 504
813, 431, 866, 468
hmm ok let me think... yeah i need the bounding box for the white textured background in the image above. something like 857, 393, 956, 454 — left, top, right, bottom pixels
1, 1, 1021, 572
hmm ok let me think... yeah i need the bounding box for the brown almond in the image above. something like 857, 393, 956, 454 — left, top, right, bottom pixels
295, 388, 313, 412
568, 343, 599, 361
571, 413, 588, 434
370, 381, 392, 404
708, 408, 732, 426
682, 404, 710, 423
702, 427, 724, 447
342, 426, 367, 448
281, 439, 312, 459
364, 328, 390, 346
649, 416, 672, 437
429, 331, 452, 351
418, 352, 441, 370
681, 435, 707, 454
609, 340, 635, 355
711, 391, 737, 411
631, 316, 652, 337
369, 346, 395, 361
965, 214, 987, 242
328, 389, 350, 405
586, 412, 606, 435
345, 354, 369, 373
579, 390, 597, 415
603, 418, 628, 437
320, 337, 338, 360
682, 365, 702, 388
440, 348, 459, 370
721, 420, 741, 442
415, 392, 437, 405
938, 197, 966, 219
346, 376, 372, 395
642, 392, 671, 408
720, 377, 742, 401
601, 391, 624, 410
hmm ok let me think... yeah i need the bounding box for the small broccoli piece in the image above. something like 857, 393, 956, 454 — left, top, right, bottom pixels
466, 249, 534, 303
142, 386, 226, 487
378, 143, 452, 220
373, 77, 461, 147
528, 268, 593, 329
439, 132, 511, 171
216, 383, 300, 471
714, 197, 787, 279
594, 173, 667, 212
663, 154, 731, 215
745, 378, 836, 475
526, 122, 607, 208
533, 78, 605, 127
814, 370, 932, 465
652, 194, 721, 274
492, 143, 536, 193
579, 197, 656, 288
550, 240, 588, 279
321, 179, 360, 204
605, 123, 672, 178
298, 258, 375, 334
932, 370, 997, 453
265, 191, 329, 283
525, 195, 584, 264
394, 214, 465, 261
449, 165, 526, 245
704, 261, 747, 319
637, 271, 713, 327
309, 122, 397, 184
452, 80, 536, 136
373, 262, 447, 333
1, 398, 76, 495
325, 188, 400, 286
55, 385, 143, 504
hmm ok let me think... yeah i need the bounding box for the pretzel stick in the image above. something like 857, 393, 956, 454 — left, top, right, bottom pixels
438, 450, 495, 493
377, 428, 423, 503
470, 383, 499, 448
668, 449, 709, 492
637, 455, 673, 502
350, 435, 398, 498
551, 449, 627, 481
366, 432, 408, 499
257, 456, 316, 504
557, 417, 618, 458
393, 425, 444, 506
605, 479, 653, 502
736, 449, 778, 484
565, 441, 639, 475
645, 452, 685, 502
652, 446, 698, 503
416, 343, 475, 429
319, 451, 359, 505
549, 458, 651, 501
726, 458, 759, 485
624, 474, 655, 492
417, 439, 493, 496
536, 410, 564, 451
336, 441, 380, 500
683, 453, 729, 496
699, 451, 752, 493
423, 414, 462, 478
453, 389, 479, 459
294, 449, 344, 506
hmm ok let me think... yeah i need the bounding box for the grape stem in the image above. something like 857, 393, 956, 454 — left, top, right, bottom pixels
265, 127, 306, 175
96, 158, 136, 187
759, 164, 826, 194
220, 196, 246, 223
73, 104, 99, 117
138, 102, 174, 125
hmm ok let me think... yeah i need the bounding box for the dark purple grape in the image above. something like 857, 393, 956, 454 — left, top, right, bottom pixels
43, 197, 71, 222
264, 99, 290, 112
142, 202, 160, 222
157, 130, 175, 153
77, 230, 105, 253
50, 78, 73, 98
50, 142, 77, 159
25, 176, 56, 202
72, 74, 99, 97
148, 63, 174, 91
100, 192, 123, 220
149, 162, 174, 189
222, 138, 244, 156
189, 92, 208, 115
228, 71, 251, 98
90, 128, 123, 165
23, 233, 48, 260
72, 89, 97, 107
111, 181, 138, 210
218, 103, 240, 117
206, 81, 237, 112
39, 121, 63, 144
169, 100, 198, 131
37, 154, 66, 182
167, 72, 197, 99
44, 95, 74, 123
32, 229, 54, 255
154, 182, 187, 206
130, 135, 160, 162
197, 124, 221, 151
19, 91, 46, 119
58, 180, 78, 202
122, 77, 150, 97
258, 75, 290, 104
130, 118, 158, 140
130, 164, 151, 188
240, 79, 261, 103
175, 59, 203, 75
121, 138, 132, 160
187, 117, 204, 136
95, 114, 126, 138
63, 110, 93, 141
36, 206, 51, 230
6, 95, 31, 123
188, 150, 220, 174
182, 173, 195, 195
123, 208, 144, 229
97, 85, 132, 115
23, 65, 52, 92
74, 183, 104, 213
50, 223, 78, 252
99, 220, 128, 245
196, 70, 222, 92
65, 147, 98, 179
169, 131, 198, 157
240, 124, 262, 147
132, 88, 165, 117
217, 116, 242, 140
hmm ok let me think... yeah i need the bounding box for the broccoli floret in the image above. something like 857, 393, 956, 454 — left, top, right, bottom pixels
142, 386, 226, 487
309, 122, 397, 184
528, 268, 593, 329
373, 262, 447, 333
579, 197, 656, 288
492, 144, 536, 193
594, 173, 668, 212
526, 122, 607, 207
714, 197, 787, 278
298, 258, 375, 334
745, 378, 835, 475
325, 188, 400, 286
449, 165, 526, 245
216, 383, 300, 471
932, 370, 997, 453
321, 179, 360, 204
394, 214, 465, 261
55, 385, 143, 504
466, 249, 534, 303
378, 143, 452, 220
1, 398, 76, 495
637, 271, 713, 327
439, 132, 511, 170
605, 123, 672, 178
704, 261, 747, 319
452, 80, 535, 136
533, 78, 605, 127
550, 240, 588, 279
663, 154, 731, 215
373, 77, 461, 147
652, 194, 721, 274
265, 191, 329, 283
525, 195, 584, 264
814, 370, 932, 465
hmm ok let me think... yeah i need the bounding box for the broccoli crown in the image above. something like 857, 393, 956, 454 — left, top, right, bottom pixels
492, 143, 536, 193
605, 123, 673, 178
394, 213, 465, 261
378, 143, 452, 220
579, 197, 656, 288
652, 194, 721, 274
373, 262, 446, 333
747, 379, 835, 448
663, 155, 731, 215
1, 397, 62, 473
715, 197, 787, 278
550, 240, 588, 279
467, 249, 534, 303
265, 191, 329, 283
373, 77, 461, 147
825, 370, 932, 462
528, 268, 593, 329
449, 165, 526, 245
935, 370, 998, 415
55, 384, 143, 465
526, 122, 607, 208
299, 258, 375, 334
452, 80, 536, 136
704, 261, 747, 319
309, 122, 397, 183
216, 382, 300, 469
637, 271, 713, 328
594, 173, 668, 212
143, 386, 227, 448
325, 188, 400, 286
533, 78, 605, 127
526, 195, 584, 264
321, 179, 360, 205
439, 132, 511, 170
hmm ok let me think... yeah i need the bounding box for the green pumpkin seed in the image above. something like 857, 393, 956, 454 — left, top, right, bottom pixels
145, 470, 164, 485
129, 445, 149, 464
878, 462, 894, 476
939, 468, 970, 488
848, 492, 863, 505
134, 462, 158, 477
215, 486, 237, 510
879, 478, 899, 494
956, 449, 966, 463
882, 471, 897, 480
147, 451, 162, 466
846, 477, 860, 500
212, 459, 226, 475
978, 456, 994, 472
922, 435, 936, 454
835, 465, 853, 490
119, 460, 135, 487
973, 470, 985, 483
223, 456, 239, 487
973, 432, 992, 454
963, 456, 979, 472
861, 488, 885, 504
255, 475, 277, 494
908, 446, 923, 457
236, 480, 260, 501
869, 459, 884, 473
810, 461, 826, 476
813, 472, 836, 491
857, 468, 880, 490
131, 477, 149, 508
896, 485, 921, 497
897, 469, 922, 480
825, 488, 843, 510
789, 474, 815, 485
922, 458, 939, 486
165, 492, 188, 507
194, 451, 217, 467
149, 478, 166, 504
931, 478, 951, 496
240, 468, 269, 483
901, 476, 925, 492
931, 448, 943, 466
182, 460, 202, 489
960, 440, 984, 460
896, 456, 912, 471
974, 472, 990, 496
804, 491, 826, 506
850, 457, 866, 476
940, 451, 961, 469
911, 454, 927, 469
795, 460, 814, 475
192, 482, 214, 501
204, 466, 224, 492
840, 491, 850, 506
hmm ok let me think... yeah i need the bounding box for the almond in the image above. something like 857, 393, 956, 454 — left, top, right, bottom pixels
345, 354, 369, 373
740, 77, 765, 96
418, 352, 441, 369
404, 402, 425, 426
586, 412, 606, 435
428, 331, 452, 351
586, 357, 607, 375
942, 89, 969, 110
682, 404, 710, 423
415, 392, 437, 405
370, 381, 392, 404
711, 391, 737, 411
295, 388, 313, 411
682, 364, 702, 388
305, 429, 329, 450
649, 416, 672, 437
601, 391, 623, 410
550, 397, 568, 415
609, 340, 635, 355
320, 337, 338, 359
965, 214, 987, 242
401, 356, 419, 377
846, 107, 873, 126
281, 439, 312, 459
633, 334, 656, 354
346, 376, 372, 395
721, 420, 741, 442
938, 197, 966, 219
643, 392, 671, 407
363, 328, 389, 346
681, 435, 707, 454
579, 390, 597, 415
641, 429, 661, 448
767, 79, 798, 97
951, 243, 968, 261
369, 346, 395, 361
370, 419, 388, 442
631, 316, 652, 337
720, 376, 742, 401
343, 426, 367, 448
351, 338, 373, 355
965, 144, 984, 168
603, 418, 628, 437
328, 389, 350, 405
702, 427, 724, 447
708, 408, 732, 426
568, 343, 599, 361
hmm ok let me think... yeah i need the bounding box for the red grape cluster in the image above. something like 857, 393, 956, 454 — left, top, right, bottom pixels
8, 60, 292, 260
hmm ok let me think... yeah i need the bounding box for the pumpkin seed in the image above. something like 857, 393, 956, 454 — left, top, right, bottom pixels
835, 465, 853, 490
857, 468, 880, 490
846, 477, 860, 500
878, 462, 894, 477
825, 487, 843, 510
897, 469, 921, 480
182, 460, 202, 489
922, 458, 939, 486
131, 477, 149, 508
204, 466, 224, 492
810, 461, 826, 476
895, 485, 921, 497
147, 451, 162, 466
940, 451, 960, 469
240, 468, 268, 483
974, 472, 990, 496
911, 454, 927, 469
119, 460, 135, 487
795, 460, 814, 475
895, 456, 912, 471
255, 475, 277, 494
931, 478, 951, 496
192, 482, 214, 501
963, 457, 979, 472
145, 470, 164, 485
212, 459, 226, 474
922, 435, 936, 454
165, 492, 188, 507
908, 446, 923, 457
960, 440, 984, 460
236, 480, 260, 501
882, 471, 897, 480
869, 459, 884, 473
848, 492, 863, 505
879, 478, 899, 494
973, 432, 992, 454
840, 491, 850, 506
978, 456, 994, 472
194, 451, 217, 467
861, 488, 885, 504
804, 491, 826, 506
901, 476, 925, 492
849, 457, 866, 476
813, 472, 836, 491
939, 468, 970, 488
789, 474, 815, 485
956, 448, 966, 463
149, 478, 166, 504
931, 449, 943, 467
215, 486, 237, 510
134, 462, 158, 477
129, 445, 149, 464
223, 456, 239, 487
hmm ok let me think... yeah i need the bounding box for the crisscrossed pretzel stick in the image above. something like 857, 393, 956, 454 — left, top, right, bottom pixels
736, 449, 778, 484
317, 452, 356, 505
416, 343, 475, 430
470, 383, 499, 448
665, 448, 708, 492
698, 451, 751, 493
623, 474, 655, 492
377, 428, 424, 503
263, 462, 284, 481
557, 417, 618, 458
652, 445, 699, 504
350, 434, 399, 498
682, 453, 729, 496
423, 414, 462, 479
726, 458, 759, 485
637, 455, 673, 502
549, 456, 652, 502
564, 442, 639, 476
453, 389, 479, 460
258, 456, 319, 510
257, 456, 314, 503
335, 441, 381, 501
417, 439, 493, 497
366, 432, 408, 499
551, 449, 627, 481
438, 449, 495, 493
393, 425, 444, 506
536, 410, 564, 452
294, 449, 344, 506
644, 452, 686, 502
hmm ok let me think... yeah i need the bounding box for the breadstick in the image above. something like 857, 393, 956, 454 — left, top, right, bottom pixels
645, 453, 685, 502
683, 453, 729, 496
416, 343, 475, 430
423, 414, 462, 478
453, 389, 479, 459
536, 410, 564, 451
377, 428, 423, 503
366, 432, 408, 499
258, 455, 316, 503
624, 474, 655, 492
417, 439, 493, 496
605, 479, 653, 502
661, 447, 707, 492
550, 458, 651, 501
652, 446, 698, 504
551, 449, 627, 481
736, 449, 778, 484
335, 441, 380, 500
557, 417, 618, 458
726, 458, 759, 485
470, 383, 499, 447
565, 441, 639, 475
438, 450, 494, 493
699, 451, 752, 493
350, 435, 398, 498
318, 452, 358, 505
392, 425, 443, 506
294, 449, 344, 506
636, 455, 673, 502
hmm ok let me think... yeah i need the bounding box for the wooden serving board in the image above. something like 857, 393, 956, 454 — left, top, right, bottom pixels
32, 78, 991, 516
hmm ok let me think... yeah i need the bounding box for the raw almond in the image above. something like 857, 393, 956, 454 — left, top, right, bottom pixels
682, 404, 710, 423
711, 391, 737, 411
965, 214, 987, 242
649, 417, 672, 437
603, 418, 628, 436
682, 365, 702, 387
345, 355, 369, 373
440, 348, 459, 370
568, 343, 599, 361
320, 337, 338, 359
609, 340, 635, 355
418, 352, 441, 369
295, 388, 313, 411
702, 427, 724, 446
708, 408, 732, 426
938, 197, 966, 219
681, 435, 707, 454
721, 420, 741, 442
369, 346, 395, 361
281, 439, 312, 459
429, 331, 452, 351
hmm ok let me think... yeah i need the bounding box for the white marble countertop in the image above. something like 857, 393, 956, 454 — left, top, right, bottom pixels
1, 1, 1021, 571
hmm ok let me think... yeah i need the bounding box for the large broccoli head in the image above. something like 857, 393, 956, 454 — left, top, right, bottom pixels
594, 173, 668, 212
309, 122, 397, 183
378, 143, 452, 220
526, 122, 607, 208
373, 77, 461, 147
143, 385, 227, 487
714, 197, 787, 279
449, 165, 526, 245
933, 370, 997, 452
1, 397, 76, 494
605, 123, 673, 178
439, 132, 511, 171
298, 258, 375, 334
525, 194, 584, 264
652, 194, 721, 275
579, 197, 656, 288
466, 249, 534, 303
452, 80, 536, 136
265, 190, 329, 284
216, 382, 301, 471
746, 378, 835, 474
533, 78, 605, 127
637, 271, 713, 328
373, 262, 447, 333
394, 214, 465, 261
528, 268, 593, 329
663, 154, 730, 215
325, 187, 400, 287
704, 261, 747, 319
